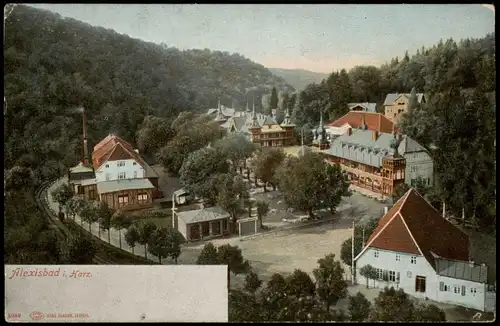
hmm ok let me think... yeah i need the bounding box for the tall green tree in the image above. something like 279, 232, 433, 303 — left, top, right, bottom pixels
125, 224, 140, 254
286, 269, 316, 297
270, 87, 279, 112
255, 200, 269, 228
196, 243, 219, 265
368, 287, 415, 322
97, 201, 114, 243
110, 210, 132, 249
251, 147, 286, 191
216, 173, 249, 224
312, 253, 348, 310
51, 183, 74, 213
348, 292, 372, 321
137, 221, 157, 260
217, 244, 250, 289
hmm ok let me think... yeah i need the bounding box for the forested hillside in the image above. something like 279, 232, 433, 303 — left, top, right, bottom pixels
268, 68, 329, 91
4, 4, 293, 183
292, 34, 496, 230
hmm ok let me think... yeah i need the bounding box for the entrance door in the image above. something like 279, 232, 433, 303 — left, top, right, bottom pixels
415, 276, 426, 293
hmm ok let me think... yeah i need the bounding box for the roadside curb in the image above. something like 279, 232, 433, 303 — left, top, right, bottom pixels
239, 216, 339, 242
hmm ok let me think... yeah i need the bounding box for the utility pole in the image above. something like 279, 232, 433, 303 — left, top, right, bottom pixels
351, 220, 355, 283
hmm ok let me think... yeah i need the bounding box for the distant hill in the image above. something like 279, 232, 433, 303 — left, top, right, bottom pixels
268, 68, 329, 91
4, 4, 295, 171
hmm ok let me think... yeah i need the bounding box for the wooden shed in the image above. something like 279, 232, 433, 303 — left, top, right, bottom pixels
174, 206, 231, 242
96, 178, 155, 211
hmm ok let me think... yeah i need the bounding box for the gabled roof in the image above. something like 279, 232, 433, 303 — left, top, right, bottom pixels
348, 102, 377, 112
96, 178, 154, 194
383, 93, 425, 106
355, 188, 470, 267
329, 111, 395, 134
92, 135, 147, 170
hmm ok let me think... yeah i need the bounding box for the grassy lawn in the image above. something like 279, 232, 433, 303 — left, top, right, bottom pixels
130, 209, 173, 230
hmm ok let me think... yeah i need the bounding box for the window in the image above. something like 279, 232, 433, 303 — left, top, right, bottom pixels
377, 268, 383, 280
118, 172, 126, 179
440, 282, 445, 291
461, 285, 466, 296
118, 195, 129, 207
407, 271, 412, 278
88, 188, 97, 200
396, 254, 400, 261
444, 285, 448, 291
382, 270, 389, 281
133, 162, 137, 166
105, 164, 109, 168
427, 178, 431, 185
411, 256, 417, 264
454, 286, 459, 294
415, 276, 426, 293
133, 171, 137, 178
389, 271, 396, 282
374, 250, 379, 258
471, 288, 477, 296
137, 193, 148, 202
117, 161, 125, 167
396, 272, 400, 283
105, 173, 111, 181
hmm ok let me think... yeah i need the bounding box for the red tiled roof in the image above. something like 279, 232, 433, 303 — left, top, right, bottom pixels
329, 111, 396, 134
360, 188, 470, 266
92, 135, 141, 169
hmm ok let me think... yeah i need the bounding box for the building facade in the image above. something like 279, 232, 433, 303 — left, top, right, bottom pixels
213, 100, 295, 148
354, 188, 495, 312
173, 205, 231, 242
383, 92, 426, 125
348, 102, 377, 112
320, 126, 433, 196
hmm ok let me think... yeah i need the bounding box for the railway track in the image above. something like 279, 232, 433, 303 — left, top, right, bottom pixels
34, 180, 115, 265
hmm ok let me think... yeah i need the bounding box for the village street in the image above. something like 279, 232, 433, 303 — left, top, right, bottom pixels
47, 177, 385, 270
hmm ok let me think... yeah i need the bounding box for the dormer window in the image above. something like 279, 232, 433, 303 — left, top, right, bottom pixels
105, 164, 109, 168
133, 162, 137, 166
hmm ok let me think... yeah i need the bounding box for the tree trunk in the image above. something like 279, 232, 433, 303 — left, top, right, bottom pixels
254, 177, 258, 187
272, 184, 277, 191
159, 256, 162, 264
88, 222, 91, 233
259, 215, 263, 228
366, 278, 369, 289
80, 218, 83, 226
246, 170, 250, 180
144, 244, 148, 260
98, 221, 101, 238
118, 229, 122, 249
132, 246, 135, 254
308, 208, 314, 219
175, 257, 178, 264
239, 167, 243, 174
107, 230, 111, 243
227, 269, 231, 290
263, 183, 267, 192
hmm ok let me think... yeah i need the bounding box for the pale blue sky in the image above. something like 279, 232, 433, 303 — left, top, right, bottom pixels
27, 4, 494, 73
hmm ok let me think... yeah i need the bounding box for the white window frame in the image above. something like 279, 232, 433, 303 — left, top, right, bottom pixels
396, 254, 400, 261
440, 282, 445, 291
118, 195, 129, 206
117, 161, 125, 167
410, 256, 417, 264
461, 285, 466, 296
137, 193, 148, 201
105, 164, 109, 168
133, 171, 137, 178
389, 271, 396, 282
118, 172, 126, 180
133, 162, 137, 166
374, 249, 379, 258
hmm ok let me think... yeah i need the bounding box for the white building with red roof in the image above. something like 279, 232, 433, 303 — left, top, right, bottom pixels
354, 188, 495, 312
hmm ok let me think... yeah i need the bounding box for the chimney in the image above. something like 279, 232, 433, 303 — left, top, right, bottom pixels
82, 107, 89, 165
372, 130, 378, 141
346, 127, 352, 136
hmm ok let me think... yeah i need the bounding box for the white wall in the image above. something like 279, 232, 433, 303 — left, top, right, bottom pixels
436, 275, 487, 311
356, 247, 491, 311
95, 159, 144, 183
177, 216, 187, 240
326, 124, 350, 137
355, 247, 438, 300
404, 151, 434, 186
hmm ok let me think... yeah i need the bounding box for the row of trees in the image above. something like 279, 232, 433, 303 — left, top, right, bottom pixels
4, 166, 98, 264
51, 183, 183, 263
194, 242, 446, 322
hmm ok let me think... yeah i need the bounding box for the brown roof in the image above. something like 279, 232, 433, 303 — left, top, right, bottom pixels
360, 188, 470, 266
328, 111, 396, 134
92, 135, 141, 169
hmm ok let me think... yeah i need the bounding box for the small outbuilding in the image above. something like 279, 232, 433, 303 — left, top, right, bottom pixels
96, 178, 155, 211
174, 206, 231, 242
